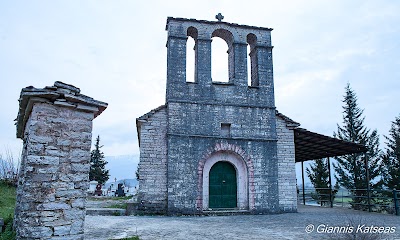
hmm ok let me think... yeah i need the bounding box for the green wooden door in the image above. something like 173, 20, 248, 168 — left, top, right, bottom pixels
209, 161, 237, 209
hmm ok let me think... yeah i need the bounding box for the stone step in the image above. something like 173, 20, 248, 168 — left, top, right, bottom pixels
86, 208, 126, 216
202, 209, 251, 216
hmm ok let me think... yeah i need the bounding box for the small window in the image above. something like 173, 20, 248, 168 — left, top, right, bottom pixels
221, 123, 231, 137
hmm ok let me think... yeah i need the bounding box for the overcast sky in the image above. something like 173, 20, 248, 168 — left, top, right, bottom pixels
1, 1, 399, 171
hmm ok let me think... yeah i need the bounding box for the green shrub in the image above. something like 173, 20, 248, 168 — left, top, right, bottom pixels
0, 216, 16, 240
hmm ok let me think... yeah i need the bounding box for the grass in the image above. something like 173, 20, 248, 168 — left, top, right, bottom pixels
333, 197, 353, 204
0, 181, 16, 220
340, 197, 353, 203
0, 181, 16, 240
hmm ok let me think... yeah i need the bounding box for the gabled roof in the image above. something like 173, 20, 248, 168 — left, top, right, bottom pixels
137, 105, 166, 121
275, 110, 300, 129
136, 105, 166, 147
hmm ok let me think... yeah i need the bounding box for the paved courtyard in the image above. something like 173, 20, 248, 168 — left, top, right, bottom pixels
84, 205, 400, 240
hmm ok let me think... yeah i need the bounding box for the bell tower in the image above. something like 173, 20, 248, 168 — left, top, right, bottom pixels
164, 15, 280, 214
165, 15, 275, 107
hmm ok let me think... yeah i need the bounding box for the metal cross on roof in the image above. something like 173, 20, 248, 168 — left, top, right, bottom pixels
215, 13, 224, 22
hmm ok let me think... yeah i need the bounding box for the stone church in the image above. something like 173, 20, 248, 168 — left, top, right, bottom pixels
136, 16, 300, 215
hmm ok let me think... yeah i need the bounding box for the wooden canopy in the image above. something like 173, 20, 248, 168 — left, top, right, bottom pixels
294, 128, 367, 162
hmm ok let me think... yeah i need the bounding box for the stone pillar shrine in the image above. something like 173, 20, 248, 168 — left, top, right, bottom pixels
14, 81, 107, 239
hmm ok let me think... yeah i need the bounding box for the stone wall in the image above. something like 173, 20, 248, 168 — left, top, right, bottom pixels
276, 115, 297, 212
166, 137, 279, 215
137, 109, 298, 215
166, 101, 279, 214
14, 82, 107, 239
136, 106, 168, 214
167, 102, 277, 139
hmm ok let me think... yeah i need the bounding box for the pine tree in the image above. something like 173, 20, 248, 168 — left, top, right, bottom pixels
381, 115, 400, 191
306, 159, 339, 206
89, 135, 109, 185
333, 84, 381, 210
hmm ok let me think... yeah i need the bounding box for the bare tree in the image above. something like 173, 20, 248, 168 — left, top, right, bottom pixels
0, 148, 20, 185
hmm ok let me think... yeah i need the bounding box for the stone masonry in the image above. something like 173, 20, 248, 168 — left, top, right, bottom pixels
276, 112, 300, 212
137, 16, 299, 215
136, 106, 168, 214
15, 81, 107, 239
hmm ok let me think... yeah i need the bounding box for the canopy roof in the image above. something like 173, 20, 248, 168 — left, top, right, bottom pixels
294, 128, 367, 162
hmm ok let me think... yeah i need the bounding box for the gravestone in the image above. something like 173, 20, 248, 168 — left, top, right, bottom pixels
116, 183, 125, 197
14, 81, 107, 240
94, 184, 103, 196
88, 180, 98, 194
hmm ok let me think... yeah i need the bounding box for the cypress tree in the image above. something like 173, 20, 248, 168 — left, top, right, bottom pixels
381, 115, 400, 191
306, 159, 339, 206
333, 84, 381, 210
89, 135, 110, 185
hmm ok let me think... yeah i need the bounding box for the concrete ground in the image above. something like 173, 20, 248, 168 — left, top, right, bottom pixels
84, 205, 400, 240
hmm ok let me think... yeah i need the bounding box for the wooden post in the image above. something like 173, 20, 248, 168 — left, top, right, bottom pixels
301, 161, 305, 205
365, 154, 372, 212
327, 157, 333, 208
394, 189, 399, 216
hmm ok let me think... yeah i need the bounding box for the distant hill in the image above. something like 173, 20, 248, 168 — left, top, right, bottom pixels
105, 155, 139, 183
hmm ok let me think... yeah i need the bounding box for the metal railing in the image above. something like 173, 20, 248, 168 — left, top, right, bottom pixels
299, 187, 399, 216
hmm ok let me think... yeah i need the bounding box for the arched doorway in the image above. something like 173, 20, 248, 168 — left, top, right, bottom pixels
201, 151, 250, 210
209, 161, 237, 208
